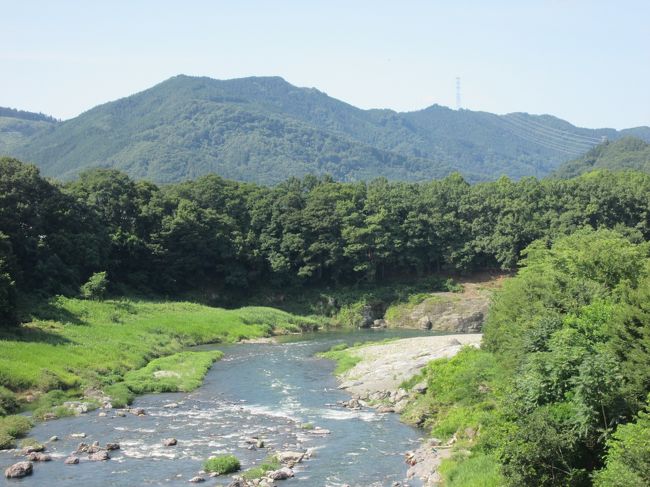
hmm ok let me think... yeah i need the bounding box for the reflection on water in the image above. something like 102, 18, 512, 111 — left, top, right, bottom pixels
1, 329, 430, 486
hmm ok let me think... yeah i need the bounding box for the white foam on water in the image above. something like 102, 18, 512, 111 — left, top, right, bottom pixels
317, 408, 379, 422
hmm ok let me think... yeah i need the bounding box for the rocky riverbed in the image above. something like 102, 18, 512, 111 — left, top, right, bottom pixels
336, 334, 483, 485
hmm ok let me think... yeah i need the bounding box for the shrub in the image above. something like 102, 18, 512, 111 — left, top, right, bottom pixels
80, 271, 108, 299
0, 415, 32, 449
0, 433, 14, 449
242, 455, 280, 479
104, 383, 135, 408
204, 454, 241, 474
0, 386, 18, 415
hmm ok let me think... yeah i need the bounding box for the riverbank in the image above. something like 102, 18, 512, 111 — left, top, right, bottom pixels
321, 334, 482, 486
0, 296, 322, 448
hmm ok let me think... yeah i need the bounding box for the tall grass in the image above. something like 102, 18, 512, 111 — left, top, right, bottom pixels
0, 297, 319, 396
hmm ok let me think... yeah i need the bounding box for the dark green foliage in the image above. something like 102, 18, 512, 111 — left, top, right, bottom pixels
402, 230, 650, 486
4, 76, 648, 184
593, 396, 650, 486
554, 137, 650, 178
4, 157, 650, 310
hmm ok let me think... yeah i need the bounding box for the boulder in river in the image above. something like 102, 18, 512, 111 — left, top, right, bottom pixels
64, 456, 79, 465
75, 442, 89, 453
188, 476, 205, 483
162, 438, 177, 446
106, 442, 120, 450
4, 461, 33, 479
130, 407, 146, 416
21, 443, 45, 454
268, 467, 294, 480
89, 451, 110, 461
27, 452, 51, 462
276, 451, 305, 464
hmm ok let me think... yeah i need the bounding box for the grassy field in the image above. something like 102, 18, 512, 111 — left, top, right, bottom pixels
0, 296, 321, 433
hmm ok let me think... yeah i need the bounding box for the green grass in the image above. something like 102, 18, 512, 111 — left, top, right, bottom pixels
242, 454, 280, 479
438, 451, 504, 487
0, 296, 320, 410
318, 338, 399, 375
122, 351, 223, 394
204, 454, 241, 474
0, 415, 32, 449
319, 349, 362, 375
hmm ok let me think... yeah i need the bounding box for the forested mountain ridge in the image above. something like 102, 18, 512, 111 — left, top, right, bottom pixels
2, 75, 649, 184
553, 136, 650, 178
0, 107, 58, 155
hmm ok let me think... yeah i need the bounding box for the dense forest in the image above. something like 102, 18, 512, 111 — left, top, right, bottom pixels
405, 229, 650, 486
3, 75, 649, 184
2, 155, 650, 326
554, 136, 650, 178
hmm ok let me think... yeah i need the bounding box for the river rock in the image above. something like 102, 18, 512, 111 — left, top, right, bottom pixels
372, 319, 388, 328
163, 438, 177, 446
417, 315, 433, 330
89, 451, 110, 461
377, 405, 395, 413
75, 442, 89, 453
106, 442, 120, 450
48, 436, 59, 442
116, 410, 127, 417
4, 461, 33, 478
130, 407, 146, 416
189, 476, 205, 483
63, 401, 93, 414
311, 427, 331, 435
276, 451, 304, 464
268, 467, 294, 480
87, 443, 103, 454
64, 456, 79, 465
27, 452, 51, 462
21, 443, 45, 454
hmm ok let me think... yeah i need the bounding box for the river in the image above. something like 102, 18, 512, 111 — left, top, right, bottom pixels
1, 329, 431, 486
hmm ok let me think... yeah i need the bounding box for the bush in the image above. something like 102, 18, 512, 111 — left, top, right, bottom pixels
80, 271, 108, 299
0, 415, 32, 449
0, 386, 18, 416
104, 383, 135, 408
593, 399, 650, 487
204, 454, 241, 474
242, 455, 280, 479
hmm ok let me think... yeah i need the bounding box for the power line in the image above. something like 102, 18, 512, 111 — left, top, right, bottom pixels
497, 117, 586, 155
502, 116, 596, 151
508, 113, 602, 143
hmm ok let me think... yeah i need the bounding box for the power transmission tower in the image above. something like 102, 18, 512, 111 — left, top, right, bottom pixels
456, 77, 461, 110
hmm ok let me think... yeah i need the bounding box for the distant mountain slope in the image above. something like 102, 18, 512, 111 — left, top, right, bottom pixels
2, 75, 648, 183
0, 107, 58, 154
553, 137, 650, 178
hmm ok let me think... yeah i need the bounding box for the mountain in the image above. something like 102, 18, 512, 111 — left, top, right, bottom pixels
553, 137, 650, 178
2, 75, 649, 184
0, 107, 58, 155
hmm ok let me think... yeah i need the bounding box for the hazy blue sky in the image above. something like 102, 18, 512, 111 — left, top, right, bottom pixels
2, 1, 648, 128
